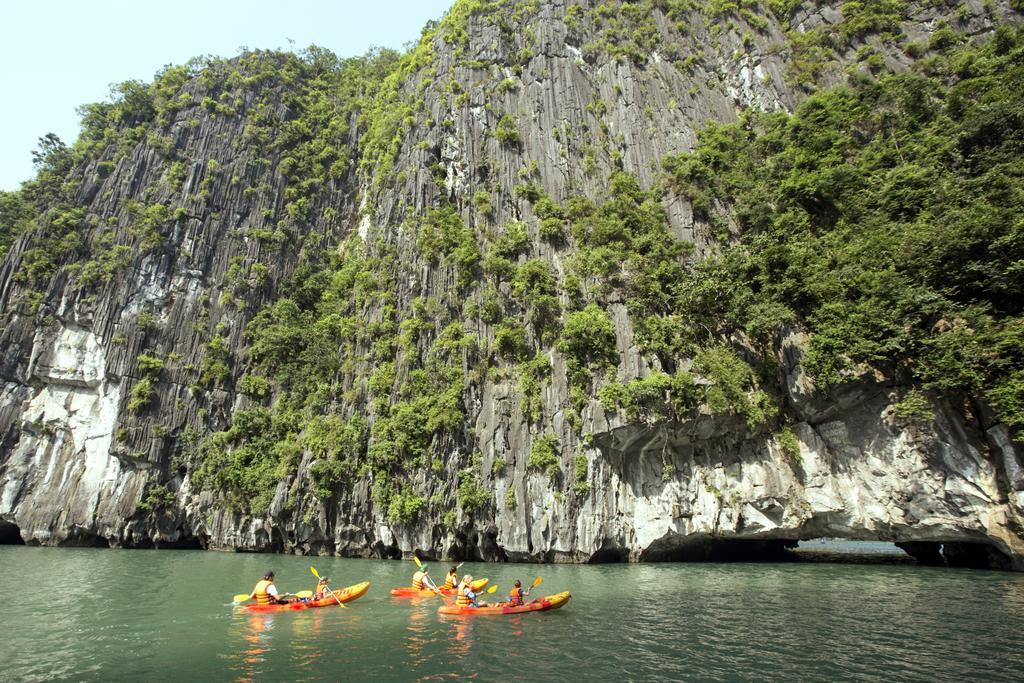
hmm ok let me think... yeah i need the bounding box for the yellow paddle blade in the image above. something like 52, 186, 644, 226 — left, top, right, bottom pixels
532, 576, 542, 588
413, 554, 423, 568
309, 567, 345, 606
487, 584, 498, 594
233, 594, 251, 603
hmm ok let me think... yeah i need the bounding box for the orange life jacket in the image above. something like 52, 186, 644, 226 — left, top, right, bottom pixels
315, 581, 328, 598
455, 585, 474, 607
508, 587, 524, 606
443, 572, 457, 590
413, 571, 426, 590
253, 579, 273, 605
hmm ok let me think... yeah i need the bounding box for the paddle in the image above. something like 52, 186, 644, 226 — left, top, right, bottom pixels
423, 573, 447, 598
414, 554, 452, 577
413, 554, 445, 598
310, 566, 346, 608
522, 576, 542, 603
498, 576, 541, 607
470, 583, 498, 597
467, 583, 498, 607
233, 590, 312, 603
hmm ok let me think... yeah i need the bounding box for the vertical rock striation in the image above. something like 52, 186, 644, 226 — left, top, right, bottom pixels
1, 0, 1022, 570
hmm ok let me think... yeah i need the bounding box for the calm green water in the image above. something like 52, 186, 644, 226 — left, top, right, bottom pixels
2, 546, 1023, 682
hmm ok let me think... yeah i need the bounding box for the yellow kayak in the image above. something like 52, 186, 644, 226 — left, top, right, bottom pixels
242, 581, 370, 612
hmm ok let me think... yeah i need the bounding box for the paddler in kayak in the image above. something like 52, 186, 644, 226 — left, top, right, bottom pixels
313, 575, 331, 600
442, 566, 459, 591
248, 570, 296, 605
413, 565, 442, 594
506, 579, 532, 606
455, 574, 488, 608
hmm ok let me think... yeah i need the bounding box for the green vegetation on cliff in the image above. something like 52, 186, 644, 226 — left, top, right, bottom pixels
2, 0, 1022, 523
663, 20, 1024, 428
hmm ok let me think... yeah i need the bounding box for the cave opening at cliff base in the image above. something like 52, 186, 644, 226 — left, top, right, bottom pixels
633, 534, 1014, 570
0, 521, 25, 545
791, 538, 911, 565
778, 538, 1013, 569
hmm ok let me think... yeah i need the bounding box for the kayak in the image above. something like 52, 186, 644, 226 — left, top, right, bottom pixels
241, 581, 370, 612
437, 591, 571, 616
390, 578, 489, 598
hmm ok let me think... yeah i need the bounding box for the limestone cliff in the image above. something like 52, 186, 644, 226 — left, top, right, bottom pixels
1, 0, 1022, 571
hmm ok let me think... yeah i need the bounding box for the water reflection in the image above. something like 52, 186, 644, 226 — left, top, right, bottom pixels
288, 611, 325, 675
5, 548, 1024, 682
448, 618, 473, 658
405, 600, 430, 661
230, 613, 273, 682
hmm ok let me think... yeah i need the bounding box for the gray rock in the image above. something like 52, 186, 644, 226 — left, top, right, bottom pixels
0, 1, 1022, 571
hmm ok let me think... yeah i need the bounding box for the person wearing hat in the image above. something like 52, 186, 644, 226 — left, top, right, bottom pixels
412, 566, 430, 591
313, 575, 331, 600
248, 570, 295, 605
455, 574, 488, 608
413, 565, 443, 594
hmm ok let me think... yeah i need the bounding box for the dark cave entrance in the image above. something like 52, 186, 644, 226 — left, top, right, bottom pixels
633, 535, 1015, 570
0, 521, 24, 545
59, 527, 111, 548
786, 538, 1013, 570
896, 540, 1014, 570
155, 535, 205, 550
791, 538, 911, 565
638, 536, 798, 562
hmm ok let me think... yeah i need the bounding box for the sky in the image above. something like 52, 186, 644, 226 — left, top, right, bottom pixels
0, 0, 454, 191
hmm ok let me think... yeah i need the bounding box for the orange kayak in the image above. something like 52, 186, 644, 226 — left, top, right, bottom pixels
241, 581, 370, 612
390, 578, 488, 598
437, 591, 571, 616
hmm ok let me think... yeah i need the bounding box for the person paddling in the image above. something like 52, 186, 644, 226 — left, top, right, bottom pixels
413, 566, 443, 594
455, 574, 487, 608
248, 571, 294, 605
314, 575, 331, 600
442, 566, 459, 591
507, 579, 531, 607
412, 566, 429, 590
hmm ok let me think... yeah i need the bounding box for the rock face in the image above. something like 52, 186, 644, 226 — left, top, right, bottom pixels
1, 0, 1023, 569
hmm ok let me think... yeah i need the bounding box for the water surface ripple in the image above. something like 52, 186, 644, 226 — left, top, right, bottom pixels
1, 547, 1022, 681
